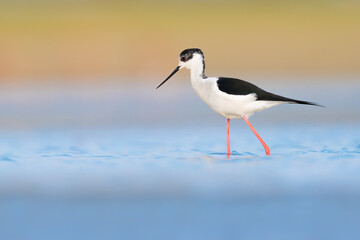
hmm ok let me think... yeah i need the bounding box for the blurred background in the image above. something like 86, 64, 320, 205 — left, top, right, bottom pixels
0, 0, 359, 129
1, 0, 360, 79
1, 1, 360, 240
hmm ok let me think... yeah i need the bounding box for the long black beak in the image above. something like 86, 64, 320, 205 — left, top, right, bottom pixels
156, 66, 181, 89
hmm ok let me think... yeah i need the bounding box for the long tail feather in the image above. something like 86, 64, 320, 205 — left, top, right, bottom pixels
287, 99, 324, 107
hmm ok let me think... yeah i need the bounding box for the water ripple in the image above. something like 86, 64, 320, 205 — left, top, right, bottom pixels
0, 155, 15, 162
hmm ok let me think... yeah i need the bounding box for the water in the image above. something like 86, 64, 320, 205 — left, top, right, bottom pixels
1, 124, 360, 240
0, 81, 360, 239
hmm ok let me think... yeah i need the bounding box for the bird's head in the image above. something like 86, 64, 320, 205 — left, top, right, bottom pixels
156, 48, 204, 89
178, 48, 204, 70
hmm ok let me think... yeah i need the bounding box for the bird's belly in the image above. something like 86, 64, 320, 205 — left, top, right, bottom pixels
207, 94, 257, 118
195, 89, 256, 118
196, 89, 282, 119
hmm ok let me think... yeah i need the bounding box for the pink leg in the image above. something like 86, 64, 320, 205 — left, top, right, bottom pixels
243, 116, 271, 156
227, 118, 231, 157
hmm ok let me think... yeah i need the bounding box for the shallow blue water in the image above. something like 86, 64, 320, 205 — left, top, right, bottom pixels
1, 123, 360, 240
0, 82, 360, 239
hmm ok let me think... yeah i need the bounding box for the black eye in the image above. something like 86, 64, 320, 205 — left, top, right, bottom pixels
180, 56, 186, 61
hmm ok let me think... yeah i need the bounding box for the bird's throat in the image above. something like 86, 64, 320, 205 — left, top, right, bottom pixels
190, 61, 206, 81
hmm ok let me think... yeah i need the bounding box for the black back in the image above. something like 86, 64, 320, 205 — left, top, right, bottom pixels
217, 77, 321, 106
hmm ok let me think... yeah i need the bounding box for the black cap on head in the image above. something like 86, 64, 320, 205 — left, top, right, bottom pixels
179, 48, 204, 62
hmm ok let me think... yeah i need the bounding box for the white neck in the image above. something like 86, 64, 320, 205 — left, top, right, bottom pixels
182, 54, 206, 83
186, 57, 211, 100
190, 62, 205, 81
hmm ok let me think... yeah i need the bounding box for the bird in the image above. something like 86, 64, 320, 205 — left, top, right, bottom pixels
156, 48, 322, 156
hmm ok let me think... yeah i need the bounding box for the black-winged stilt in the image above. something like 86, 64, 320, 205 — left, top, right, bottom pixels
156, 48, 322, 156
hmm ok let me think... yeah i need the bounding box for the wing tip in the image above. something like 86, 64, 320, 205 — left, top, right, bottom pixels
290, 100, 325, 108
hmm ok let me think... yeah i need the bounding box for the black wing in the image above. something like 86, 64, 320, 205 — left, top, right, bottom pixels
217, 77, 322, 106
